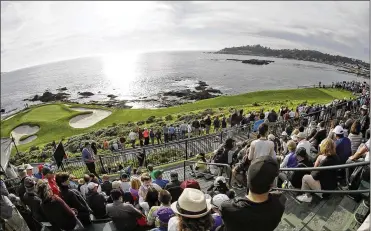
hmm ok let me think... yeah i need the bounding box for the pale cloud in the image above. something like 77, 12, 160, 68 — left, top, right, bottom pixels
1, 1, 369, 71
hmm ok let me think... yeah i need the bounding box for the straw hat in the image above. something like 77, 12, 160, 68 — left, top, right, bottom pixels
171, 188, 212, 218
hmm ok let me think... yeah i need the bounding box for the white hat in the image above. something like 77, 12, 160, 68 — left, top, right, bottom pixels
297, 132, 306, 139
268, 134, 275, 141
334, 125, 344, 135
361, 105, 368, 110
87, 182, 99, 191
214, 176, 227, 187
281, 131, 288, 136
24, 164, 33, 170
171, 188, 212, 218
207, 194, 229, 209
291, 135, 298, 142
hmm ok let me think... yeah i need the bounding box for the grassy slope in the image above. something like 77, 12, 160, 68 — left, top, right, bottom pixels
1, 88, 353, 151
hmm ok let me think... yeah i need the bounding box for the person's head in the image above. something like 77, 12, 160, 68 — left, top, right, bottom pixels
259, 113, 265, 120
145, 186, 159, 207
319, 138, 336, 156
102, 174, 109, 182
141, 173, 152, 187
170, 172, 179, 182
84, 142, 90, 147
147, 164, 154, 172
281, 131, 288, 139
292, 129, 299, 136
296, 132, 306, 142
208, 193, 229, 213
295, 147, 308, 162
157, 207, 175, 228
247, 156, 279, 195
83, 174, 91, 184
18, 166, 27, 179
153, 170, 164, 180
159, 190, 172, 205
55, 172, 70, 188
110, 189, 122, 202
121, 173, 129, 182
224, 138, 235, 150
130, 178, 141, 190
258, 123, 269, 137
133, 168, 137, 175
268, 134, 275, 142
42, 167, 55, 180
287, 140, 296, 152
24, 177, 36, 193
112, 180, 121, 189
171, 188, 213, 231
91, 142, 96, 147
37, 165, 43, 174
88, 182, 99, 192
334, 125, 344, 139
318, 121, 325, 129
180, 179, 201, 190
350, 120, 361, 135
36, 179, 52, 201
361, 105, 368, 115
299, 126, 305, 132
25, 164, 33, 176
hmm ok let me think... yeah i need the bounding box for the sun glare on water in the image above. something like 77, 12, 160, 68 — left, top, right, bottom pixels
102, 52, 141, 95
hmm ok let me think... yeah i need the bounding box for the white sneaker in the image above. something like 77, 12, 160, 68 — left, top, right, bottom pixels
296, 194, 313, 203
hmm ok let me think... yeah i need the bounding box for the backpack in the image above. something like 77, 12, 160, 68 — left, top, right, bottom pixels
348, 166, 363, 190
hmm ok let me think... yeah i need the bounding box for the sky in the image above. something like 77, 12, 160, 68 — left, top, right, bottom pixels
1, 1, 369, 72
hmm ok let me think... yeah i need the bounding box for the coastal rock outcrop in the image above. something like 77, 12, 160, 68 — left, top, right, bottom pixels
26, 91, 70, 102
57, 87, 68, 91
78, 91, 94, 97
227, 58, 274, 65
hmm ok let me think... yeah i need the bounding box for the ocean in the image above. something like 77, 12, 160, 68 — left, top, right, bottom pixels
0, 51, 362, 117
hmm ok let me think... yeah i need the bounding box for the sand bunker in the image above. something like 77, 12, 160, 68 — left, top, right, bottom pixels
11, 125, 40, 145
69, 108, 112, 128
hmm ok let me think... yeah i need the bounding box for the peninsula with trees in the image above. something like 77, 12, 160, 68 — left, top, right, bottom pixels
215, 45, 370, 78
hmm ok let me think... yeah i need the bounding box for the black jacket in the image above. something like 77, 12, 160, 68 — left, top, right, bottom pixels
165, 180, 183, 203
86, 190, 107, 218
311, 155, 340, 190
101, 181, 113, 196
59, 186, 91, 214
205, 118, 212, 126
18, 177, 26, 203
214, 119, 220, 128
23, 192, 47, 222
289, 159, 313, 189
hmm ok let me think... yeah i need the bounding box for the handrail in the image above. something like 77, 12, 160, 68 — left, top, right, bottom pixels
272, 188, 369, 194
183, 160, 232, 185
279, 161, 370, 172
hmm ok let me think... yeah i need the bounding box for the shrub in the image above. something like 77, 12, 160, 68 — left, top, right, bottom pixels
252, 102, 260, 106
165, 115, 173, 121
146, 116, 156, 124
137, 120, 145, 126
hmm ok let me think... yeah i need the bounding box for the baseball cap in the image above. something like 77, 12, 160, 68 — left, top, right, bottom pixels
170, 172, 178, 179
121, 173, 128, 179
152, 170, 163, 179
296, 147, 307, 158
24, 177, 35, 189
247, 156, 279, 194
87, 182, 99, 191
281, 131, 288, 136
156, 207, 174, 224
334, 125, 344, 135
38, 165, 43, 172
214, 176, 227, 187
361, 105, 368, 110
208, 194, 229, 209
24, 164, 33, 170
42, 166, 54, 175
180, 179, 201, 190
268, 134, 275, 141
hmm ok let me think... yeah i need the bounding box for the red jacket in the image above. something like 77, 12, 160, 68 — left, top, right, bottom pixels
48, 178, 60, 196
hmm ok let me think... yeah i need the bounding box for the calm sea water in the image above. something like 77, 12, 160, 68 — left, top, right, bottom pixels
0, 51, 362, 116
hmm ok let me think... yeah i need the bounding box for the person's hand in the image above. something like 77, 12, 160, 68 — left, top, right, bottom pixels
71, 208, 78, 215
349, 155, 355, 160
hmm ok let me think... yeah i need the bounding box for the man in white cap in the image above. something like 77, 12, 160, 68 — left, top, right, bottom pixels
334, 125, 352, 164
86, 182, 107, 219
296, 132, 311, 156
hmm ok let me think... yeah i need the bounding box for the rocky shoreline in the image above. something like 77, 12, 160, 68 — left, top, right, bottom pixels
22, 80, 223, 109
226, 58, 274, 65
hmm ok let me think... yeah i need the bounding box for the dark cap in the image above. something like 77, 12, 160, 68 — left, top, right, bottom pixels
180, 179, 201, 190
170, 172, 178, 178
296, 147, 307, 158
121, 173, 128, 179
24, 177, 35, 189
247, 156, 279, 194
42, 166, 54, 175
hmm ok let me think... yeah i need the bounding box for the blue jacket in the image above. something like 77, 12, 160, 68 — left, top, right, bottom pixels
335, 137, 352, 164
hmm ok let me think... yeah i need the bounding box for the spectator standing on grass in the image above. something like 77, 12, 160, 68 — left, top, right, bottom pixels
187, 123, 192, 139
163, 125, 169, 143
139, 128, 144, 147
220, 156, 285, 231
168, 125, 175, 141
150, 129, 156, 145
129, 130, 137, 148
143, 128, 150, 146
82, 142, 100, 179
156, 129, 163, 144
153, 170, 169, 189
214, 116, 221, 133
222, 116, 227, 130
205, 116, 212, 135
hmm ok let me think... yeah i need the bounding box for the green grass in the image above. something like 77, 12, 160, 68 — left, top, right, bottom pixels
1, 88, 353, 152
